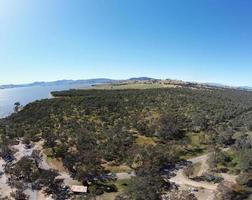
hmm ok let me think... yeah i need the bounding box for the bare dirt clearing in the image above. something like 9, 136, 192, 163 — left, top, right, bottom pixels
170, 151, 237, 200
0, 158, 13, 197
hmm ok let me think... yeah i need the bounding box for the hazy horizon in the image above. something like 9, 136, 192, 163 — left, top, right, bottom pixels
1, 76, 251, 88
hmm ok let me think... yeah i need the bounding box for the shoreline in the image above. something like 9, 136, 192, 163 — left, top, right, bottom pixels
0, 84, 94, 119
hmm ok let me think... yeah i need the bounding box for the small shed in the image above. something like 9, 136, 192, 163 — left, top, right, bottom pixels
71, 185, 88, 193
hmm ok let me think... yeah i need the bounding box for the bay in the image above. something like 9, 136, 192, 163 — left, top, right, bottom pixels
0, 84, 91, 118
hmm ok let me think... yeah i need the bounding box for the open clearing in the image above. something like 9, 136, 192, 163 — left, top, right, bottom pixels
170, 151, 237, 200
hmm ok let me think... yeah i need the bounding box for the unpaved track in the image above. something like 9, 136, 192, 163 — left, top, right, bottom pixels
170, 153, 217, 200
170, 150, 237, 200
170, 168, 218, 190
1, 141, 236, 200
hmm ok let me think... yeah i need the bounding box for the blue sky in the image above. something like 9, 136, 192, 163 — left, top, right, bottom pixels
0, 0, 252, 86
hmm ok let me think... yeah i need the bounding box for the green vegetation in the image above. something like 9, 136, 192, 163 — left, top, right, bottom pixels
92, 82, 172, 90
1, 86, 252, 199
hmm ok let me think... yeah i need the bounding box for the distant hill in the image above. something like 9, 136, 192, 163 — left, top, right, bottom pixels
1, 77, 252, 91
128, 77, 156, 81
203, 83, 252, 91
0, 78, 114, 89
202, 82, 231, 88
0, 78, 157, 89
237, 86, 252, 91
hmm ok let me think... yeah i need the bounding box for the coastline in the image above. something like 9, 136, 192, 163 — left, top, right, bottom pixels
0, 84, 93, 119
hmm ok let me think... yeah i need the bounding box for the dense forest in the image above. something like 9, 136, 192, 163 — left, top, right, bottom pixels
0, 86, 252, 199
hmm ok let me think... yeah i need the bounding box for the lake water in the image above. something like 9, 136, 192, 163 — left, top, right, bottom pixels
0, 84, 91, 118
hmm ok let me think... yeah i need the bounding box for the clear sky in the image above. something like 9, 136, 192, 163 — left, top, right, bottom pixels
0, 0, 252, 86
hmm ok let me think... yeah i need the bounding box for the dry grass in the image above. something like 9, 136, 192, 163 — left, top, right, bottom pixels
90, 82, 178, 90
102, 163, 132, 173
46, 157, 68, 173
135, 134, 156, 146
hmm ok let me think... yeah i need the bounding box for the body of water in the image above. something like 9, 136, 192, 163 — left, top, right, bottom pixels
0, 84, 91, 118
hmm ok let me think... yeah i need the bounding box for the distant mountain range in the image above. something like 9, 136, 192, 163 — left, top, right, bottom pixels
0, 79, 113, 89
1, 77, 252, 91
128, 77, 155, 81
202, 82, 252, 91
0, 77, 154, 89
237, 86, 252, 91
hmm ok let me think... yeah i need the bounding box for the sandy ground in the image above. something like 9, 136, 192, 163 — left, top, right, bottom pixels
13, 142, 33, 160
1, 141, 237, 200
170, 168, 218, 190
170, 153, 217, 200
116, 171, 135, 180
220, 173, 237, 183
0, 142, 35, 199
0, 158, 13, 198
37, 191, 53, 200
0, 141, 50, 200
170, 151, 237, 200
36, 142, 82, 188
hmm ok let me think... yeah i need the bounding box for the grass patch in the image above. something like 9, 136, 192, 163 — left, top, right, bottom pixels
43, 149, 69, 173
102, 164, 132, 173
99, 179, 130, 200
190, 135, 200, 146
181, 146, 208, 159
114, 179, 130, 190
187, 132, 211, 146
46, 156, 68, 173
135, 134, 156, 146
43, 148, 54, 157
91, 82, 179, 90
180, 132, 209, 159
215, 149, 239, 174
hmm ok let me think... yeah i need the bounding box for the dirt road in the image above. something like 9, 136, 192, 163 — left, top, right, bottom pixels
170, 153, 217, 200
170, 151, 237, 200
170, 168, 218, 190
